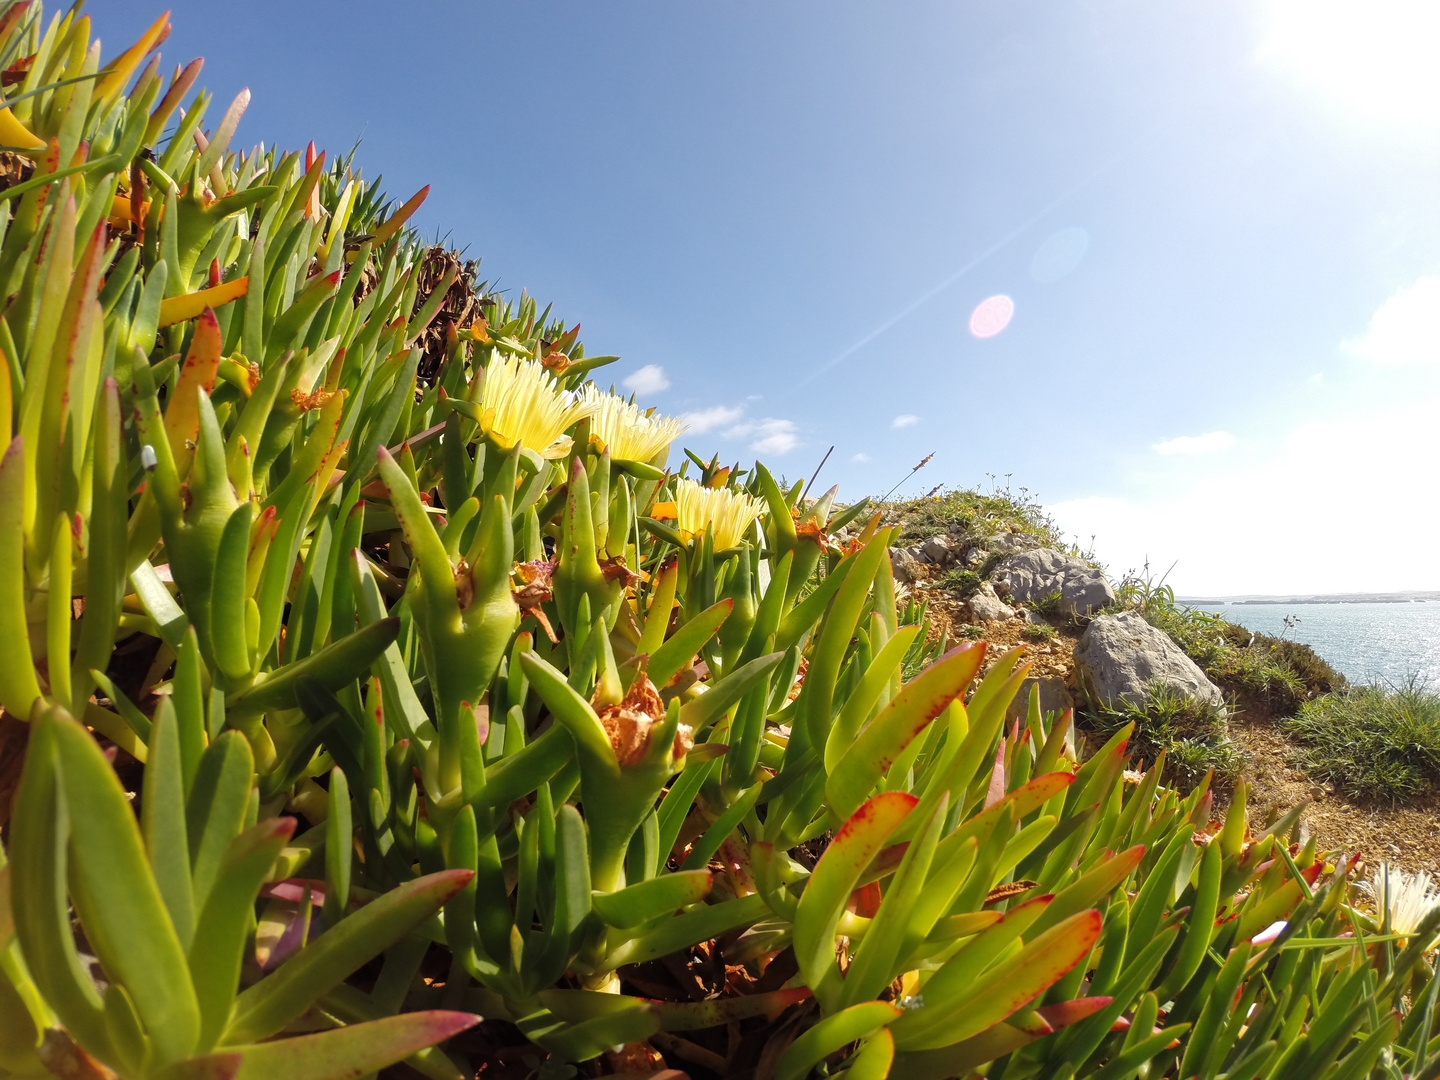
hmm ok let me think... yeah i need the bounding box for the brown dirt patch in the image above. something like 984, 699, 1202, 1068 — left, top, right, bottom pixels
901, 572, 1078, 684
1222, 690, 1440, 877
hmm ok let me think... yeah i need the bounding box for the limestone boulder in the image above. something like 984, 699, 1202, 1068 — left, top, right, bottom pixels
960, 545, 988, 568
988, 531, 1042, 556
965, 582, 1015, 624
1073, 612, 1225, 710
993, 548, 1114, 616
922, 535, 957, 566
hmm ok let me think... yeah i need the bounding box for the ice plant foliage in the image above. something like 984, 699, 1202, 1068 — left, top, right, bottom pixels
0, 6, 1435, 1080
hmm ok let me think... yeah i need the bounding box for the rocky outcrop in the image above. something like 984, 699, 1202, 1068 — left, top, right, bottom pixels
987, 531, 1041, 557
1073, 612, 1224, 710
921, 536, 958, 566
959, 545, 988, 568
994, 549, 1114, 616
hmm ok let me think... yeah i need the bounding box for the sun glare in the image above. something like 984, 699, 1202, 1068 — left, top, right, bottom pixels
969, 295, 1014, 339
1261, 0, 1440, 129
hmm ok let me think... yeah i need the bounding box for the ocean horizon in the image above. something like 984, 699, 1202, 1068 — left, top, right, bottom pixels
1186, 600, 1440, 688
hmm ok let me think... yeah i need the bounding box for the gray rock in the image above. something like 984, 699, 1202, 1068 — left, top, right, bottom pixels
966, 583, 1015, 624
993, 548, 1114, 616
1005, 677, 1076, 723
1073, 612, 1225, 710
988, 531, 1041, 556
889, 547, 921, 583
921, 536, 956, 566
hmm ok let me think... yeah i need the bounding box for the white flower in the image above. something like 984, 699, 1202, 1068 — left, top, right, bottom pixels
1361, 863, 1440, 942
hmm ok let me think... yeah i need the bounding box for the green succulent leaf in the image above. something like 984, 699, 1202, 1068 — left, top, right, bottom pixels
793, 791, 917, 990
892, 909, 1104, 1051
159, 1011, 480, 1080
224, 870, 473, 1044
827, 643, 986, 822
775, 1001, 901, 1080
227, 617, 400, 713
48, 705, 203, 1064
189, 818, 297, 1052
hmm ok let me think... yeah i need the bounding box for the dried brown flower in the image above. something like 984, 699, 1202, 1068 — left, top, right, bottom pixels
594, 670, 692, 767
512, 557, 559, 642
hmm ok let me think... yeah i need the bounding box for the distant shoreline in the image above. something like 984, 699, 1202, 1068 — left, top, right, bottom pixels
1179, 592, 1440, 606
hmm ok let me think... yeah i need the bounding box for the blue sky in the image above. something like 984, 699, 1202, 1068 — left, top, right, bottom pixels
95, 1, 1440, 595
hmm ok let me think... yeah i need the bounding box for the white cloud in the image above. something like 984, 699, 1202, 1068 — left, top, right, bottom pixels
1050, 398, 1440, 595
852, 452, 871, 463
892, 414, 919, 429
680, 404, 800, 454
1342, 276, 1440, 366
682, 404, 744, 433
726, 417, 799, 455
623, 364, 670, 395
1152, 431, 1237, 456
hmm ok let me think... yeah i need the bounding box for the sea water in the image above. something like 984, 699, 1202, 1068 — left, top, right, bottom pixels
1188, 603, 1440, 687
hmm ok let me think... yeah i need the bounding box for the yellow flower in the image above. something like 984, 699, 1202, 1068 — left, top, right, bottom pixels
478, 356, 593, 459
674, 478, 764, 550
579, 385, 686, 463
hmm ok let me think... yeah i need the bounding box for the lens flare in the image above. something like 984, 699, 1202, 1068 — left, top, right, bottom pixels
969, 295, 1014, 339
1031, 227, 1090, 282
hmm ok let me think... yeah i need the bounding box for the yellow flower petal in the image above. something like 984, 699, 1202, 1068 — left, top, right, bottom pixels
674, 478, 764, 550
478, 355, 593, 458
578, 385, 686, 463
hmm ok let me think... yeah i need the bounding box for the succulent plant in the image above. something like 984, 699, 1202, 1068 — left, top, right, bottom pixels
0, 5, 1436, 1080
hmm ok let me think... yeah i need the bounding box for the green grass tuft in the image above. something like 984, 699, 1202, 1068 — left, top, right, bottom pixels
1021, 622, 1056, 643
1283, 683, 1440, 802
1031, 589, 1064, 617
941, 568, 983, 597
1088, 685, 1245, 784
877, 483, 1066, 549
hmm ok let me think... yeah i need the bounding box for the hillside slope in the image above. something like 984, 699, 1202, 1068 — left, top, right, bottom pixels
875, 487, 1440, 874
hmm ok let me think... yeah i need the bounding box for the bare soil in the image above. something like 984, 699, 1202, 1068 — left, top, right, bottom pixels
1225, 689, 1440, 877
